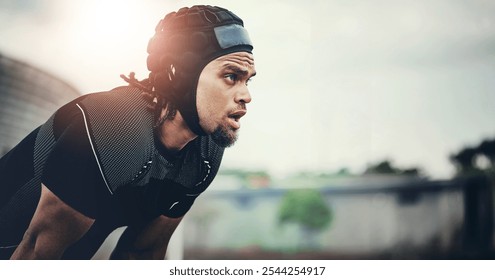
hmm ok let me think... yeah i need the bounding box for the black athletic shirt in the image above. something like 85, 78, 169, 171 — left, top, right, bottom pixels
0, 86, 224, 259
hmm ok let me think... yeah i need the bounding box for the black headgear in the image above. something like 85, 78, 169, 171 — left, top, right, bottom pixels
147, 5, 253, 135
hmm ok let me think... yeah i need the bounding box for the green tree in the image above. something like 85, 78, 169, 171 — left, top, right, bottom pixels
478, 139, 495, 168
365, 160, 398, 174
364, 160, 423, 176
278, 189, 332, 248
450, 146, 481, 175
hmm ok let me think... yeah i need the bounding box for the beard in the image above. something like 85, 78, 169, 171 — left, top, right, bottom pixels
210, 124, 238, 148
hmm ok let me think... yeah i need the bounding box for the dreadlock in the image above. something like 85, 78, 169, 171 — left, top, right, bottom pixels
120, 72, 177, 128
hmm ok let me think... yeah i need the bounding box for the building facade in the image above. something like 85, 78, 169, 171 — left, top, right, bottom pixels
0, 53, 80, 155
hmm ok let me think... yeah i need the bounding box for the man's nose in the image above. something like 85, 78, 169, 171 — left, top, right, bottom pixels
235, 86, 252, 104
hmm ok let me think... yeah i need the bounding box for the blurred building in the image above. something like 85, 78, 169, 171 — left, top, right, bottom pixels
182, 175, 494, 259
0, 53, 80, 155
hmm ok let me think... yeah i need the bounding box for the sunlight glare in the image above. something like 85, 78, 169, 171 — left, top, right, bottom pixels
70, 0, 153, 53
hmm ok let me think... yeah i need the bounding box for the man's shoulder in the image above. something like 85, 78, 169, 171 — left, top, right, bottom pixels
79, 86, 151, 121
76, 85, 155, 193
82, 85, 143, 101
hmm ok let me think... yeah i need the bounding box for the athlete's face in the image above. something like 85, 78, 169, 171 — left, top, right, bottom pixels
196, 52, 256, 147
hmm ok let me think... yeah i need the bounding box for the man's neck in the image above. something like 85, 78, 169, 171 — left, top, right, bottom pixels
157, 111, 197, 152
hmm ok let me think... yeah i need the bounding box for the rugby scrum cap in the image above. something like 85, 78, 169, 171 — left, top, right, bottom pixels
147, 5, 254, 135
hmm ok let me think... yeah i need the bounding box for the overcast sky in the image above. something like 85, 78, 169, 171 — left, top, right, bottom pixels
1, 0, 494, 179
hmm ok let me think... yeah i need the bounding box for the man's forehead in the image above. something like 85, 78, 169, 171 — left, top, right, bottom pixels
215, 52, 255, 72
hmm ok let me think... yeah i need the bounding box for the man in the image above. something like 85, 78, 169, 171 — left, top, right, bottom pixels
0, 5, 256, 259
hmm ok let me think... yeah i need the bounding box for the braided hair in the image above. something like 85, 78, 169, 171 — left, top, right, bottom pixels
120, 72, 176, 127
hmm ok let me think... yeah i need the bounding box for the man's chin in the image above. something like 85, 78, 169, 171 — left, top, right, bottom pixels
210, 126, 238, 148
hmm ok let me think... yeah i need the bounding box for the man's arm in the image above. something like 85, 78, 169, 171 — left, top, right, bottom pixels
11, 184, 94, 259
110, 215, 183, 259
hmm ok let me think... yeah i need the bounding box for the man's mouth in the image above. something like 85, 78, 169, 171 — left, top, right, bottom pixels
227, 110, 247, 129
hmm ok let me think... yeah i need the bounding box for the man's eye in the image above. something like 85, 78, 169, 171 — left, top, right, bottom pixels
225, 74, 238, 82
246, 77, 253, 86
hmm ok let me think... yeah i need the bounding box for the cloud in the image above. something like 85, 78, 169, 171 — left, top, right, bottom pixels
312, 0, 495, 70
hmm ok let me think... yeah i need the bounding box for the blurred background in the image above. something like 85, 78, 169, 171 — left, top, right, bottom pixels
1, 0, 494, 259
